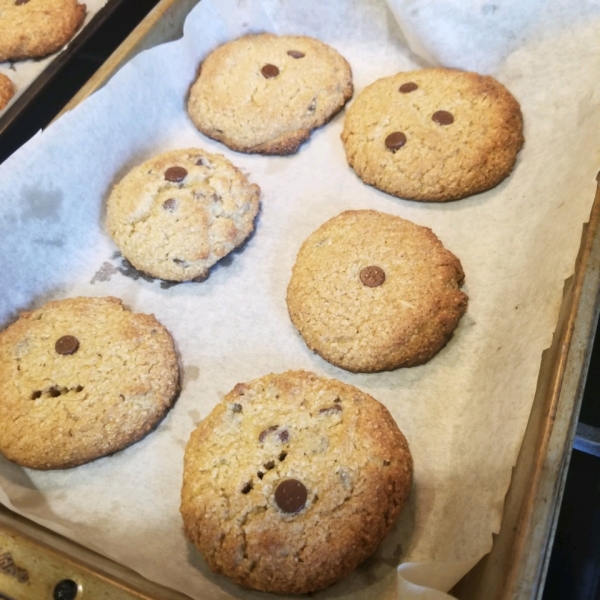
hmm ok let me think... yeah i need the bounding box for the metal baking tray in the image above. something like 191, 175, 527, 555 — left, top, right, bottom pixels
2, 0, 600, 597
0, 0, 130, 139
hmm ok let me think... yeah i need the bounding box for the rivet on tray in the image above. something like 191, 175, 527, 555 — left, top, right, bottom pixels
53, 578, 81, 600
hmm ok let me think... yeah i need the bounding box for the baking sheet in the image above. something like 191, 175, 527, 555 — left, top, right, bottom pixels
0, 0, 110, 123
0, 0, 599, 598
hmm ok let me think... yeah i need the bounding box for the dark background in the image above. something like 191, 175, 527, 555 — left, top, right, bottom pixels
1, 1, 600, 597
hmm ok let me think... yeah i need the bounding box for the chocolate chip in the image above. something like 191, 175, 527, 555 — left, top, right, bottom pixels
164, 166, 188, 182
278, 429, 289, 443
241, 481, 253, 494
55, 335, 79, 355
261, 64, 280, 78
399, 82, 418, 93
259, 425, 279, 443
432, 110, 454, 125
360, 266, 386, 288
162, 198, 177, 211
195, 157, 205, 166
233, 383, 247, 396
257, 471, 264, 479
385, 132, 407, 152
287, 50, 305, 59
15, 0, 30, 5
274, 479, 307, 513
31, 390, 42, 400
279, 451, 287, 461
231, 403, 242, 413
263, 460, 275, 470
319, 404, 342, 414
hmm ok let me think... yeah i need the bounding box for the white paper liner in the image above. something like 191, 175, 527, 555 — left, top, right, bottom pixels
0, 0, 599, 598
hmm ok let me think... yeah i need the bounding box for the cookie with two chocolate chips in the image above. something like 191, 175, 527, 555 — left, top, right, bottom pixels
286, 210, 468, 372
105, 148, 260, 282
0, 0, 86, 62
0, 296, 179, 469
187, 33, 353, 155
341, 68, 524, 201
180, 370, 413, 594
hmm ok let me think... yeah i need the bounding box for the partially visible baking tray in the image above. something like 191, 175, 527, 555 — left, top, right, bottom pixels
0, 0, 128, 139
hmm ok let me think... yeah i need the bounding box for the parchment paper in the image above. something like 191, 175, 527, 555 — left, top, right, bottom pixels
1, 0, 600, 597
0, 0, 109, 116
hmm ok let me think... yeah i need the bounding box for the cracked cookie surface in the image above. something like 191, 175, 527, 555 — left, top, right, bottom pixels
180, 370, 413, 594
0, 0, 86, 62
286, 210, 468, 372
0, 296, 179, 469
105, 148, 260, 282
341, 68, 524, 201
187, 33, 353, 155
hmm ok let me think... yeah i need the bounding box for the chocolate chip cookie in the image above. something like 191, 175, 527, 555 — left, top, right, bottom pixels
0, 296, 179, 469
187, 33, 353, 155
286, 210, 468, 372
341, 68, 524, 201
0, 72, 14, 110
0, 0, 86, 62
180, 370, 413, 594
105, 148, 260, 282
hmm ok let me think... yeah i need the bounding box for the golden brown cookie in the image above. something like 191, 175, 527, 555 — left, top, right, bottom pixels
105, 148, 260, 282
0, 72, 14, 110
180, 370, 413, 594
286, 210, 468, 372
0, 0, 86, 62
341, 68, 524, 202
187, 33, 353, 155
0, 296, 179, 469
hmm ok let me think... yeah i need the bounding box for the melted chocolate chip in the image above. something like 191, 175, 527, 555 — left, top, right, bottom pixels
164, 166, 188, 182
259, 425, 279, 443
275, 479, 307, 513
55, 335, 79, 355
360, 266, 386, 288
432, 110, 454, 125
15, 0, 30, 5
319, 404, 342, 414
399, 82, 418, 93
385, 132, 407, 152
233, 383, 247, 396
287, 50, 305, 59
261, 64, 280, 79
162, 198, 177, 211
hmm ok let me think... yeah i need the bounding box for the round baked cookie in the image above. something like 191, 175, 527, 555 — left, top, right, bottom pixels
341, 68, 524, 202
0, 296, 179, 470
105, 148, 260, 282
0, 0, 86, 62
181, 370, 413, 594
187, 33, 353, 155
286, 210, 468, 372
0, 72, 14, 110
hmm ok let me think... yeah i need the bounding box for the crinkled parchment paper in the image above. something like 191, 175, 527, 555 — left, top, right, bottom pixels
0, 0, 108, 116
1, 0, 600, 598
